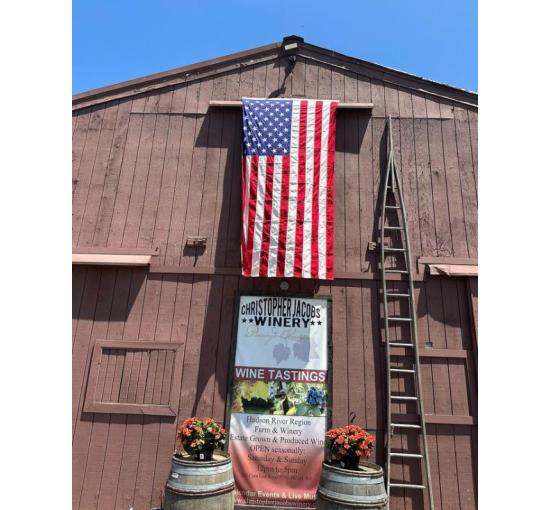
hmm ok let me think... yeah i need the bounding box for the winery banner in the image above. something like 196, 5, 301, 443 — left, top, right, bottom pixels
229, 295, 329, 508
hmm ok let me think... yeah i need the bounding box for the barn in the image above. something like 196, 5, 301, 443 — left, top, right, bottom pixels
72, 35, 477, 510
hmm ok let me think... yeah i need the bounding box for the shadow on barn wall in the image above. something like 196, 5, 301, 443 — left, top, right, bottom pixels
187, 56, 323, 420
72, 266, 147, 321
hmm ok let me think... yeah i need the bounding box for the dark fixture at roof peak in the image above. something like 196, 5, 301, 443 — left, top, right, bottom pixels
282, 35, 305, 45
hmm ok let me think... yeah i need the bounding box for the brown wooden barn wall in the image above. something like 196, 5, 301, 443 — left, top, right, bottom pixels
73, 54, 477, 510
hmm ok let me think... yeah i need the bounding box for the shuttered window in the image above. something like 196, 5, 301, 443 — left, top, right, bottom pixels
83, 340, 184, 416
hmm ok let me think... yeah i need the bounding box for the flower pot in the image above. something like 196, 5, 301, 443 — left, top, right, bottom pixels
164, 451, 234, 510
317, 461, 388, 509
194, 445, 214, 461
340, 454, 360, 470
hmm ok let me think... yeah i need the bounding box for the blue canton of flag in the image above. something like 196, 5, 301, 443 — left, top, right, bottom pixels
242, 99, 293, 156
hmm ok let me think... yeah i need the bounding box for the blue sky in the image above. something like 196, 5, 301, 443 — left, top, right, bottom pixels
73, 0, 477, 94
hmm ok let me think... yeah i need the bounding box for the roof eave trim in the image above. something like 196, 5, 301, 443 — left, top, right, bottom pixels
73, 38, 477, 109
300, 43, 477, 102
72, 41, 282, 106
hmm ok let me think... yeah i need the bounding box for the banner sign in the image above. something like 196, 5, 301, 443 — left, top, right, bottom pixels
229, 295, 329, 508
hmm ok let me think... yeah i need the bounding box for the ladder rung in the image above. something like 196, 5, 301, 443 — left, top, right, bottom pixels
385, 205, 401, 209
384, 226, 405, 230
390, 452, 423, 459
390, 368, 416, 373
391, 423, 422, 429
390, 395, 418, 401
388, 342, 414, 348
387, 316, 412, 322
384, 247, 406, 252
390, 483, 426, 490
386, 293, 409, 298
384, 269, 408, 274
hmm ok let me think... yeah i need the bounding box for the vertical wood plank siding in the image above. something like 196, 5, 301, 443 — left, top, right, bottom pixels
73, 56, 477, 510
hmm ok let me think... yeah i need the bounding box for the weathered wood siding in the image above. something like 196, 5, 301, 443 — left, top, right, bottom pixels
72, 58, 477, 266
73, 52, 477, 510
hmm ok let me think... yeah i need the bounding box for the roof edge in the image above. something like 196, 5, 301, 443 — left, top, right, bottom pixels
73, 36, 477, 108
72, 40, 282, 106
300, 42, 477, 101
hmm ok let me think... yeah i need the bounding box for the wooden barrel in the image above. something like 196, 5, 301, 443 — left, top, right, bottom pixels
164, 451, 234, 510
316, 461, 388, 509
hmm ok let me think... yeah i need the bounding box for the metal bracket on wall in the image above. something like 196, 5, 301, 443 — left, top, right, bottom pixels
186, 236, 207, 248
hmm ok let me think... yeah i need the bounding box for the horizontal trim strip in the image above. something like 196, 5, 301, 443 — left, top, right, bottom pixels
148, 265, 428, 281
83, 401, 177, 416
95, 339, 184, 351
73, 254, 152, 266
417, 256, 477, 266
427, 264, 478, 277
73, 246, 159, 256
425, 415, 476, 426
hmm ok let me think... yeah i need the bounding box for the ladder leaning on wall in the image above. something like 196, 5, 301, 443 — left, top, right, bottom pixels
379, 117, 435, 510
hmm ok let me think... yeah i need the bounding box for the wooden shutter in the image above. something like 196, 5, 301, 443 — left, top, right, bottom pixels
83, 340, 184, 416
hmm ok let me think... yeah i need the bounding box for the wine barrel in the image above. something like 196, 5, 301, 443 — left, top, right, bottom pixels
164, 451, 234, 510
317, 461, 388, 509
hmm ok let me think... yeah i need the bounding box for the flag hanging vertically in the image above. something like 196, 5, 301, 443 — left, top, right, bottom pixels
241, 98, 338, 279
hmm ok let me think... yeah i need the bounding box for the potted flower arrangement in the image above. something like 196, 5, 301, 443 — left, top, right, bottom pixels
325, 424, 375, 470
317, 426, 387, 509
175, 416, 226, 461
165, 417, 234, 510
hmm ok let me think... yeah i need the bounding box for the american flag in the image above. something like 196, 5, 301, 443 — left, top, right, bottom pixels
241, 97, 338, 279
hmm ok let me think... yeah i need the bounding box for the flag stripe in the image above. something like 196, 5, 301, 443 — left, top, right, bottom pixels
241, 157, 251, 275
284, 100, 302, 276
267, 156, 283, 277
251, 157, 266, 276
244, 157, 259, 277
293, 100, 308, 278
241, 98, 337, 280
311, 101, 323, 278
260, 156, 275, 276
302, 101, 316, 278
326, 101, 338, 278
277, 156, 290, 277
318, 101, 331, 279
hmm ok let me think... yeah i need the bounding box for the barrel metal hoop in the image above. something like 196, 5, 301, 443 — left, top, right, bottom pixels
170, 464, 233, 476
165, 480, 235, 497
172, 455, 232, 467
321, 471, 384, 485
317, 486, 388, 506
167, 479, 234, 492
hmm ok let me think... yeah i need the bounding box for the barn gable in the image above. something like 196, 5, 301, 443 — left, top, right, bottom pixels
73, 35, 477, 111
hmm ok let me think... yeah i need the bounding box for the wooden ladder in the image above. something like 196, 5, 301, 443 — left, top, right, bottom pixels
379, 117, 435, 510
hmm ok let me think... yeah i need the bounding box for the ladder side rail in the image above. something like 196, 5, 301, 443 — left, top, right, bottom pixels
380, 146, 393, 500
393, 158, 435, 510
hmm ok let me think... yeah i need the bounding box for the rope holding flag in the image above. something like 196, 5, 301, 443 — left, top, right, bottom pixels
241, 97, 338, 279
